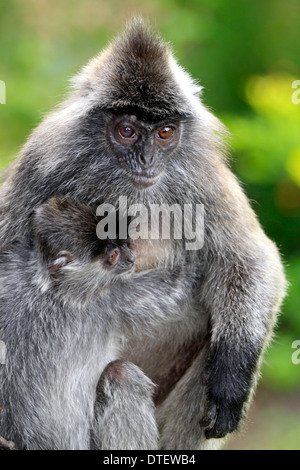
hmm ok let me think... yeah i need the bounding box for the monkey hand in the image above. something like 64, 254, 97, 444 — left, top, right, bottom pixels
199, 391, 244, 439
200, 357, 248, 439
0, 435, 16, 450
48, 251, 74, 279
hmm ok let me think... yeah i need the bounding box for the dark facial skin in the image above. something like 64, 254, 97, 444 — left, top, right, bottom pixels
106, 114, 181, 188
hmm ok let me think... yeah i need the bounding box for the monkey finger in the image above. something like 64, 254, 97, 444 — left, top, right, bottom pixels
205, 426, 228, 440
0, 435, 16, 450
201, 369, 211, 386
203, 402, 242, 440
199, 402, 217, 428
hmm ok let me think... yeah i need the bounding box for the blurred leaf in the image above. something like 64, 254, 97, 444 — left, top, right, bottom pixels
245, 74, 299, 119
286, 149, 300, 186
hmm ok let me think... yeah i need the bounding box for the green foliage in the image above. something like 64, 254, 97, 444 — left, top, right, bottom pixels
0, 0, 299, 395
262, 332, 300, 390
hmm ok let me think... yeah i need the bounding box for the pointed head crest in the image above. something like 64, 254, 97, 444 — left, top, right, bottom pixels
77, 20, 199, 119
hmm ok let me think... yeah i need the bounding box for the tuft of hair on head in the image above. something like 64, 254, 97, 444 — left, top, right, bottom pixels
72, 17, 199, 120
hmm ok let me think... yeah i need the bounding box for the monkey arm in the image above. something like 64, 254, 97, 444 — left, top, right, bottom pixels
199, 238, 286, 439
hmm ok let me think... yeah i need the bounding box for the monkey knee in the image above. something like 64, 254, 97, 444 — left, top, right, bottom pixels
102, 360, 128, 382
100, 360, 155, 397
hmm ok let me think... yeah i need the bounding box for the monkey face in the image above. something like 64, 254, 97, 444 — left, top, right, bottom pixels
43, 242, 135, 295
3, 20, 213, 249
106, 113, 181, 189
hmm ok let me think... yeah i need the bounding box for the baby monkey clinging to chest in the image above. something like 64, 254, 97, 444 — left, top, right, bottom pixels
33, 197, 136, 290
0, 196, 160, 450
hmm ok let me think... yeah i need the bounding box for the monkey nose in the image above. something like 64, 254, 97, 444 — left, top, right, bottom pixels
127, 253, 136, 264
138, 153, 155, 169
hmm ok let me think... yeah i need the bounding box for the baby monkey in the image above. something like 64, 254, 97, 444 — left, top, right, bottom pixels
34, 196, 136, 289
0, 196, 159, 449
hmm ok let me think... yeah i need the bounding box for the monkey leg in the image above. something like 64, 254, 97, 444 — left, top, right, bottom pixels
155, 344, 228, 450
91, 360, 158, 450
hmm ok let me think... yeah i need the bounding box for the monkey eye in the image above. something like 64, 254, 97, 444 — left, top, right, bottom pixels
119, 126, 136, 138
157, 126, 175, 140
108, 248, 120, 264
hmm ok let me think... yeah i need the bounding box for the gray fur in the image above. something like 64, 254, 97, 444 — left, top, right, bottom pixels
0, 197, 198, 449
0, 19, 287, 450
92, 360, 158, 450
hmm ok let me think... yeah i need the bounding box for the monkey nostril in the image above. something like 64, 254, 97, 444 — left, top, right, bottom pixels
138, 154, 154, 168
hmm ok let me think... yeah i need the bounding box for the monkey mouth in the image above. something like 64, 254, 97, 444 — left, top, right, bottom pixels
131, 173, 160, 188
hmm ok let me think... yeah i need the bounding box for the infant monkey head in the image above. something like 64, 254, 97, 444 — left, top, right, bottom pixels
33, 197, 135, 282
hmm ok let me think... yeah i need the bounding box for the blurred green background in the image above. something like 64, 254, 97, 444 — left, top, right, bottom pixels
0, 0, 299, 450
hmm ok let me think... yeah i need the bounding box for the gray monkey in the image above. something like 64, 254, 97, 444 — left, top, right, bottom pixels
0, 196, 196, 449
0, 197, 159, 450
0, 20, 287, 449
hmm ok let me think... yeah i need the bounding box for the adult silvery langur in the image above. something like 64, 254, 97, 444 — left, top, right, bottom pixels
0, 19, 286, 449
